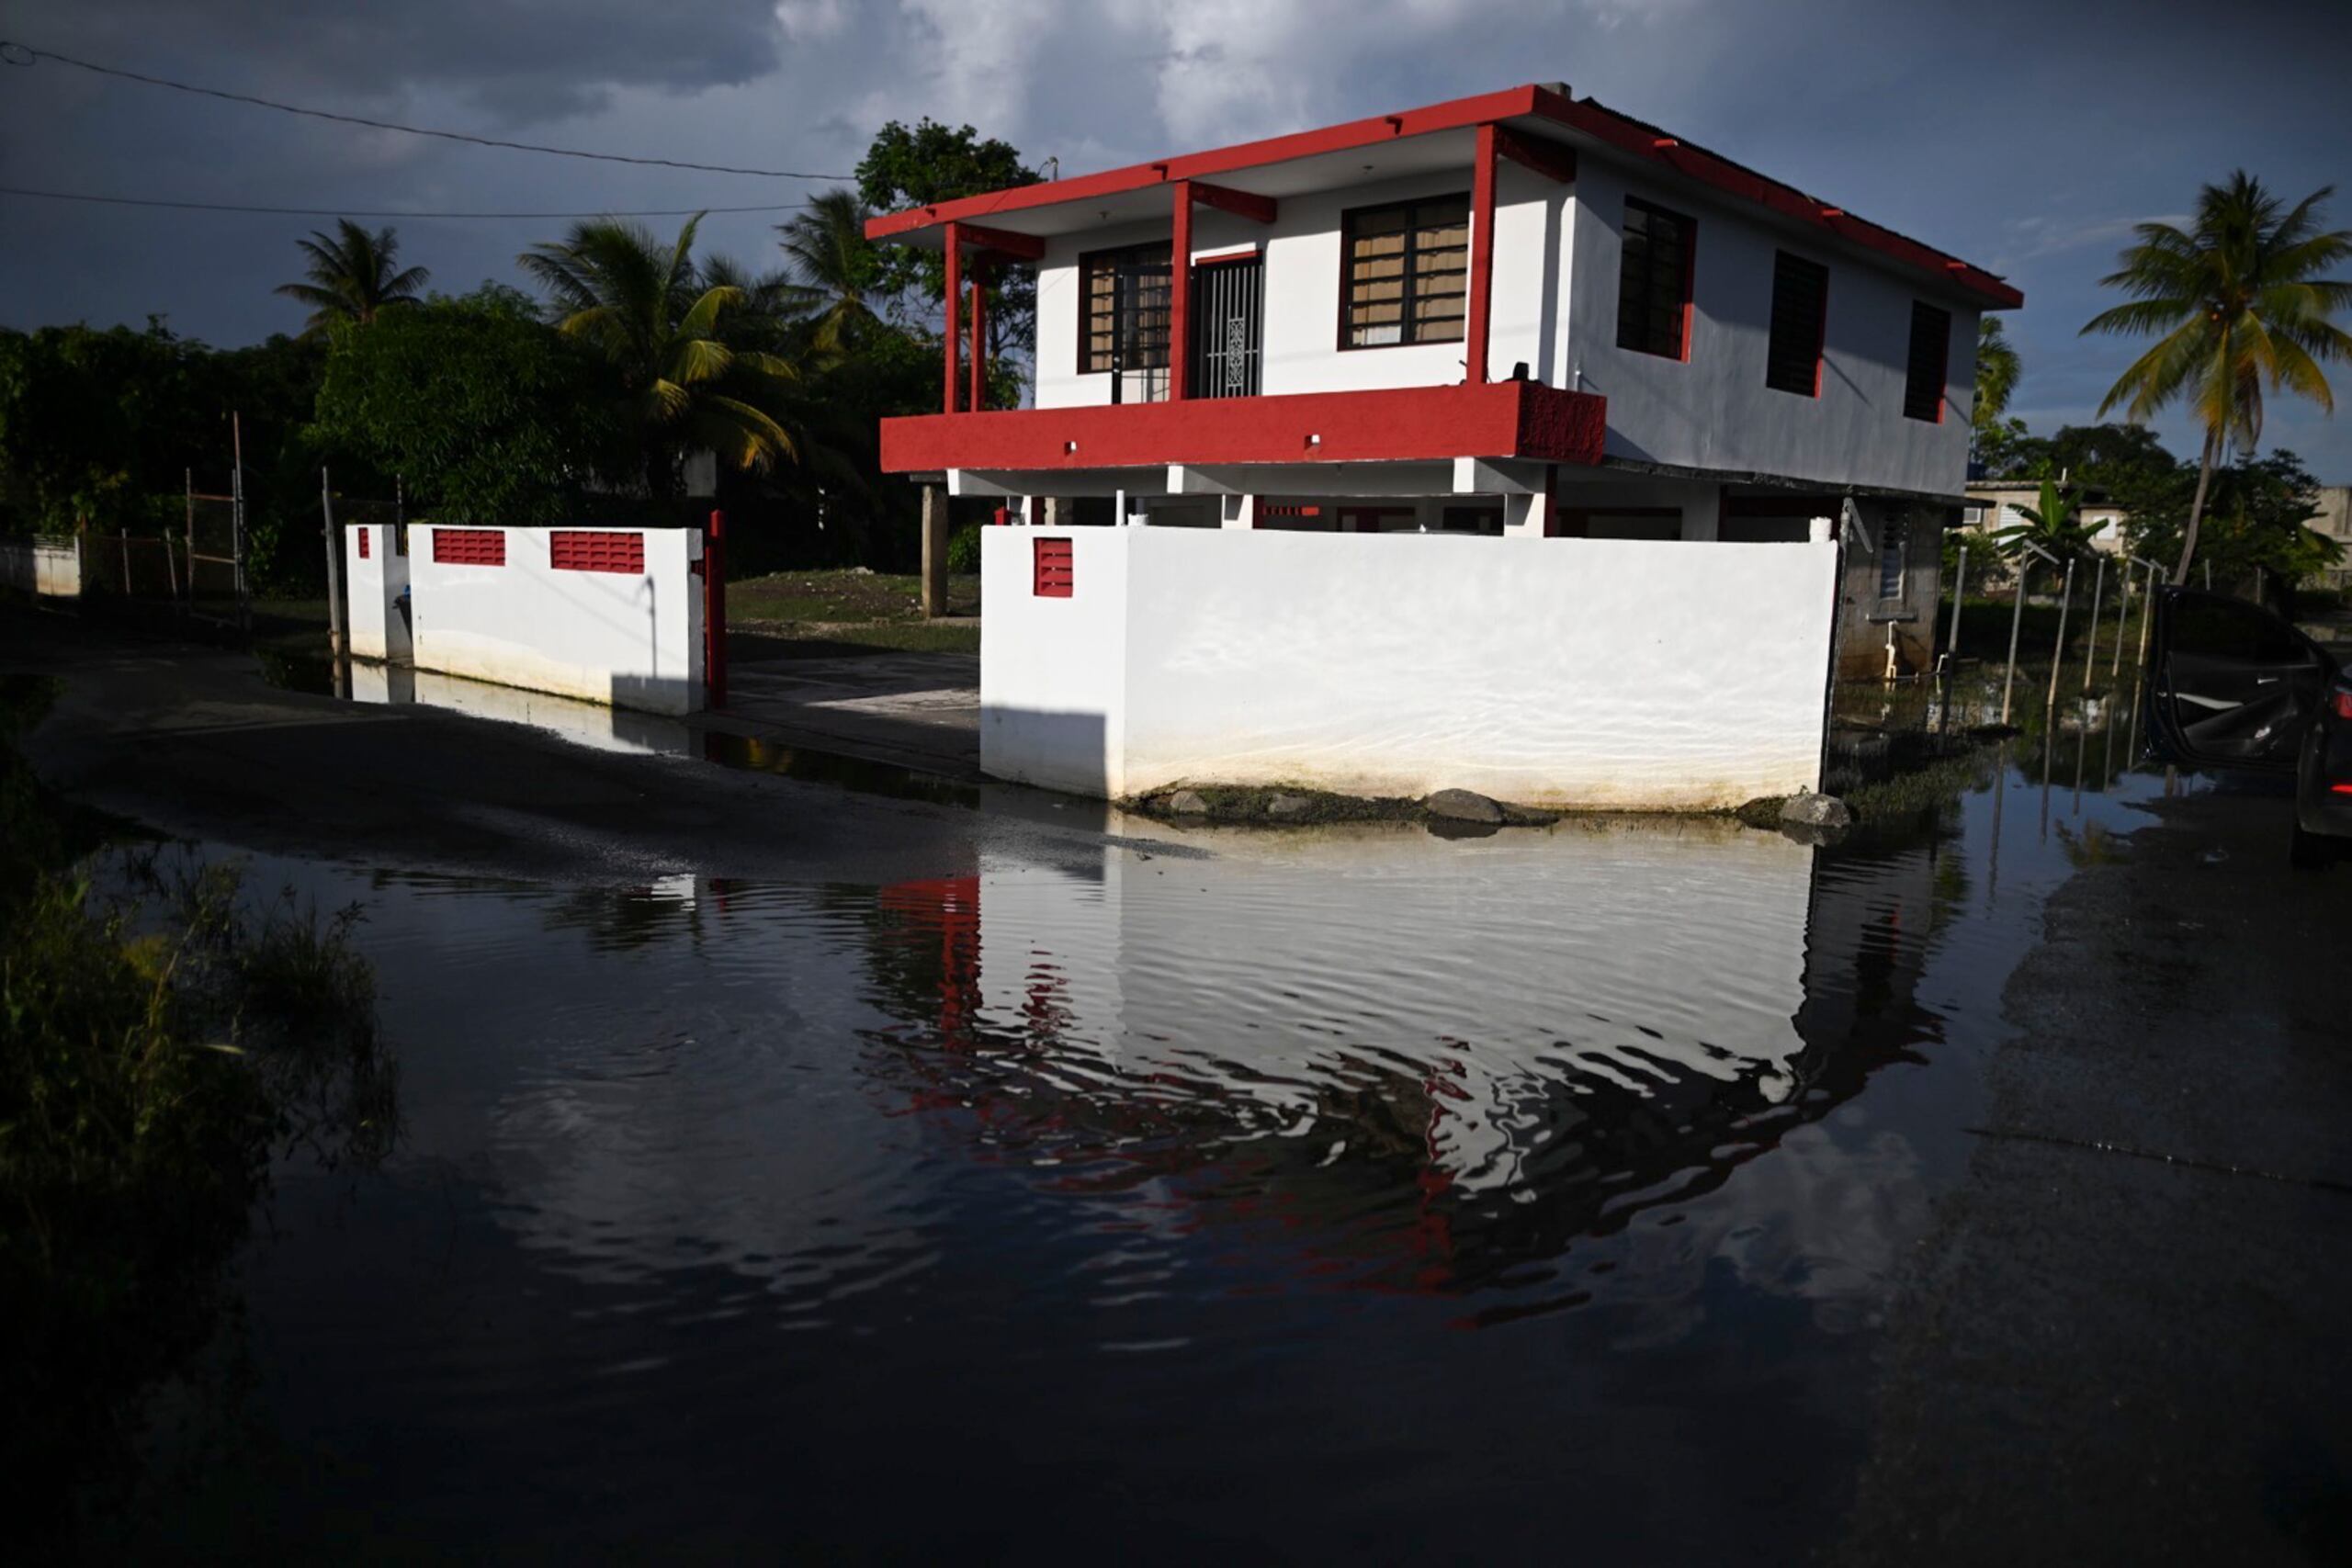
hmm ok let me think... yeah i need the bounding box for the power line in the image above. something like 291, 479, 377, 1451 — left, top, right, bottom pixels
0, 39, 853, 181
0, 184, 811, 220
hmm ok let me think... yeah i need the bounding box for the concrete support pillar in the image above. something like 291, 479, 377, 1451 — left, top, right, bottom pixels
1678, 480, 1720, 541
921, 484, 949, 617
1220, 494, 1256, 530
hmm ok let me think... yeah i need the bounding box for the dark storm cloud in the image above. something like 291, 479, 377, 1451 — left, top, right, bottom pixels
4, 0, 2351, 471
16, 0, 791, 118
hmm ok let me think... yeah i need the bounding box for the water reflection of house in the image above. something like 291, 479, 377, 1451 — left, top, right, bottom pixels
862, 820, 1948, 1303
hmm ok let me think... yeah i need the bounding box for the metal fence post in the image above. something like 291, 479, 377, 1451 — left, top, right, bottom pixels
2081, 556, 2104, 693
2044, 555, 2076, 717
322, 467, 345, 660
2111, 556, 2130, 679
2001, 559, 2029, 726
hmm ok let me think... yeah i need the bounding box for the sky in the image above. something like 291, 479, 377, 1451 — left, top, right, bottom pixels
4, 0, 2350, 475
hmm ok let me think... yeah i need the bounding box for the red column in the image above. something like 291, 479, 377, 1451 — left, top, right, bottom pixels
942, 221, 962, 413
1465, 123, 1497, 386
967, 264, 989, 412
1169, 180, 1193, 401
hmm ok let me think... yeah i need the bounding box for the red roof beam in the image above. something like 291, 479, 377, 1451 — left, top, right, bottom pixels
1492, 125, 1576, 184
864, 85, 1550, 241
950, 221, 1046, 261
1189, 180, 1278, 222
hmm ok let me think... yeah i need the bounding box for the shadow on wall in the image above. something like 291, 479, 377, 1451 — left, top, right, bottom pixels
979, 708, 1108, 801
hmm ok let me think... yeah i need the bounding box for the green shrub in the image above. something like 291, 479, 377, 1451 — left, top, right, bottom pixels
946, 521, 983, 575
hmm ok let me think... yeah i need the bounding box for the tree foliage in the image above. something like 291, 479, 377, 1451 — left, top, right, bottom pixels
2082, 171, 2352, 581
1972, 317, 2021, 465
856, 118, 1041, 391
519, 216, 799, 496
309, 289, 616, 525
275, 220, 430, 336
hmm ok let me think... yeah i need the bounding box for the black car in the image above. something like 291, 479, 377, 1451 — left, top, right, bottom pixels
2144, 585, 2352, 868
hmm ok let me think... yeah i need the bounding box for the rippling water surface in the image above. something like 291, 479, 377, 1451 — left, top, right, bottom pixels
131, 728, 2167, 1558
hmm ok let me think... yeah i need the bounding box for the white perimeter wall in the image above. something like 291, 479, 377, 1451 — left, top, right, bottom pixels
0, 535, 83, 597
406, 525, 703, 715
343, 525, 411, 662
982, 528, 1836, 808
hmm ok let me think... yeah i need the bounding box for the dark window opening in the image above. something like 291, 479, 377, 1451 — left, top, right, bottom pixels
1903, 301, 1951, 423
1765, 252, 1828, 396
1617, 197, 1695, 359
1080, 243, 1172, 375
1341, 195, 1471, 348
1878, 514, 1909, 600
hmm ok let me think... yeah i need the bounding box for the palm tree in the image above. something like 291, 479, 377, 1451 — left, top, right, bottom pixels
1989, 479, 2102, 583
2082, 172, 2352, 582
275, 220, 428, 334
776, 190, 883, 353
1974, 318, 2020, 429
518, 214, 798, 495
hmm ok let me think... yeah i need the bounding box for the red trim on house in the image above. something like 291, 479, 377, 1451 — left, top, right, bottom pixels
942, 220, 962, 414
864, 83, 2020, 310
1169, 181, 1193, 401
950, 221, 1046, 261
1679, 209, 1698, 362
866, 85, 1546, 239
1466, 123, 1498, 387
1493, 125, 1576, 184
879, 380, 1606, 474
1190, 181, 1278, 223
967, 264, 989, 412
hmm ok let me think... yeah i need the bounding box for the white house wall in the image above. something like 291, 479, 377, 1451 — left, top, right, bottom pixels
1029, 152, 1979, 502
1033, 164, 1571, 410
980, 527, 1836, 808
1564, 153, 1979, 496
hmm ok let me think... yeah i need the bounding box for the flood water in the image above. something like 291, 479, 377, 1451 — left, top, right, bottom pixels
114, 699, 2169, 1558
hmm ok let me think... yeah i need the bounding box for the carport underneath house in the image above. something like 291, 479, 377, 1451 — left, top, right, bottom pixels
865, 82, 2011, 805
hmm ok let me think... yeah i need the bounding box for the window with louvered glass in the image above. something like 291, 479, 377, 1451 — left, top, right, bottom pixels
1617, 197, 1695, 359
1080, 243, 1172, 374
1903, 301, 1951, 422
1341, 195, 1470, 348
1765, 251, 1828, 396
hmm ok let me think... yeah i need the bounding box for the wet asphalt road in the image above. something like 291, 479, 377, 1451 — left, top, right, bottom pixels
7, 604, 2350, 1561
1842, 778, 2352, 1563
0, 606, 1131, 887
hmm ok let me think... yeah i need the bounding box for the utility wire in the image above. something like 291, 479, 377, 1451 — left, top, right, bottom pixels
0, 39, 852, 181
0, 184, 811, 220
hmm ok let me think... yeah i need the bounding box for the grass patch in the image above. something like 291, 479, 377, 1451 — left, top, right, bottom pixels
731, 569, 980, 625
0, 672, 392, 1549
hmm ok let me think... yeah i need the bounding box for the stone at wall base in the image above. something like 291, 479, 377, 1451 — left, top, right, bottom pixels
1779, 791, 1853, 829
1424, 788, 1506, 824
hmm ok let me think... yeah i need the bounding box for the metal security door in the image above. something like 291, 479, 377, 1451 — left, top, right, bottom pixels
1191, 256, 1262, 399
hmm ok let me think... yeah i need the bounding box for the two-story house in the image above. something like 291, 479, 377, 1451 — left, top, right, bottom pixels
867, 84, 2020, 809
